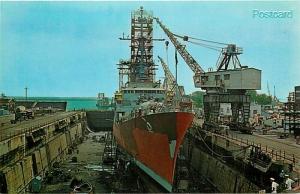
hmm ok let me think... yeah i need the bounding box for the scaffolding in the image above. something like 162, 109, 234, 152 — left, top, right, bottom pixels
118, 7, 155, 87
130, 7, 155, 83
283, 92, 300, 137
102, 132, 117, 164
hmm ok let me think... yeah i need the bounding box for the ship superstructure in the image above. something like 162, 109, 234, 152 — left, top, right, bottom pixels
113, 7, 194, 191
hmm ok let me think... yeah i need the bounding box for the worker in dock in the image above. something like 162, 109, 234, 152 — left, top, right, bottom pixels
270, 177, 279, 193
279, 170, 285, 183
125, 161, 130, 171
138, 108, 142, 117
285, 174, 295, 191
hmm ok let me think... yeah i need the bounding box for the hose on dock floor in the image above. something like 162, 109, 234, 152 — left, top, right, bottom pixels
86, 125, 95, 133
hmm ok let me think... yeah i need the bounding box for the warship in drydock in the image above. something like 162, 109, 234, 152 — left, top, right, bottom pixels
113, 7, 194, 192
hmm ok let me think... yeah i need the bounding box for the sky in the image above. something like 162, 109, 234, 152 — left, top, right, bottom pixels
0, 1, 299, 100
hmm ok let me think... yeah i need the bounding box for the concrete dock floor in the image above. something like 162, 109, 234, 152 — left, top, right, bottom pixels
41, 132, 110, 193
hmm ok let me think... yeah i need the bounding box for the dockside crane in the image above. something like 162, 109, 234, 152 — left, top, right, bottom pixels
158, 56, 176, 92
158, 55, 192, 111
155, 17, 261, 129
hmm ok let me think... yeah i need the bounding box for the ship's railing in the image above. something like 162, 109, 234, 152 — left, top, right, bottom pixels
117, 98, 195, 124
225, 133, 298, 166
191, 127, 298, 167
119, 108, 193, 124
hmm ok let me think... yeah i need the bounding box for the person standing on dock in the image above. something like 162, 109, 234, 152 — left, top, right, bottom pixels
279, 170, 285, 183
270, 178, 279, 193
285, 175, 295, 191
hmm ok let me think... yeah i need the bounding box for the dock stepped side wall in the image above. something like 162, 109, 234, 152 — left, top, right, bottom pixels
0, 113, 85, 193
182, 139, 260, 192
181, 126, 298, 193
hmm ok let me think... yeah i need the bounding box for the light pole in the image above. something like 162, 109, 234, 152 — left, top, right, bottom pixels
25, 87, 28, 100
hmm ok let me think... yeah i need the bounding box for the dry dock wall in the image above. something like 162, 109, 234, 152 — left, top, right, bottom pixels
66, 123, 83, 147
182, 139, 260, 193
0, 135, 24, 156
4, 163, 24, 193
33, 149, 43, 174
46, 133, 68, 163
0, 114, 14, 126
86, 110, 114, 131
0, 122, 84, 194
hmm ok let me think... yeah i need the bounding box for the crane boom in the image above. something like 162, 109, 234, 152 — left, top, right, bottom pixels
158, 56, 176, 91
158, 56, 188, 108
155, 18, 204, 75
155, 15, 262, 129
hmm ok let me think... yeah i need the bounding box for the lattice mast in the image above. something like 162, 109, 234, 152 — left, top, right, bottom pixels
129, 7, 155, 83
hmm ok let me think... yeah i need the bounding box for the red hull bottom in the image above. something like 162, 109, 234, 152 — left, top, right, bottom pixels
113, 112, 194, 191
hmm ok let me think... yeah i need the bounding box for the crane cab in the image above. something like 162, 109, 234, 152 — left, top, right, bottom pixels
195, 68, 261, 91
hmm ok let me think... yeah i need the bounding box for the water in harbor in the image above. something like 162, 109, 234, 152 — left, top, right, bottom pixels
12, 96, 98, 111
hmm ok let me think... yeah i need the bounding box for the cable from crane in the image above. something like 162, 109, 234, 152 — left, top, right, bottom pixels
165, 40, 169, 65
175, 50, 178, 84
185, 36, 229, 46
172, 32, 229, 46
171, 32, 224, 52
215, 51, 223, 68
187, 40, 223, 52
